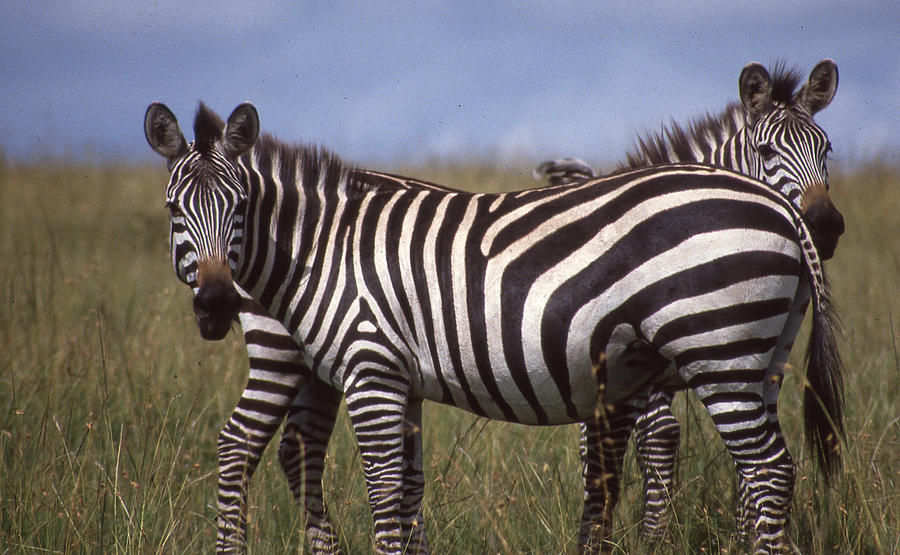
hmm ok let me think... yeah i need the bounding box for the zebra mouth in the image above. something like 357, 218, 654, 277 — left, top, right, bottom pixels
192, 282, 242, 340
195, 313, 233, 340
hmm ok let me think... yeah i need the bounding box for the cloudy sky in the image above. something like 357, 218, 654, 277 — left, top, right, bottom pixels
2, 1, 897, 171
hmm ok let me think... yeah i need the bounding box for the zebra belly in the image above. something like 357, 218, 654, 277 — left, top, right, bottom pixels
406, 317, 603, 425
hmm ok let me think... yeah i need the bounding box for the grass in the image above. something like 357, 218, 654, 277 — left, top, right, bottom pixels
1, 159, 898, 553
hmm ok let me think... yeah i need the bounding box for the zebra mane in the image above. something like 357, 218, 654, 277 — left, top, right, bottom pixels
621, 61, 805, 171
250, 132, 362, 195
768, 60, 804, 106
192, 105, 356, 195
621, 105, 742, 170
194, 102, 224, 155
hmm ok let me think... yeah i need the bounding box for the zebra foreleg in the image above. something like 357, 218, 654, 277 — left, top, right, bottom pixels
578, 399, 641, 554
216, 390, 300, 553
345, 370, 410, 555
278, 380, 343, 555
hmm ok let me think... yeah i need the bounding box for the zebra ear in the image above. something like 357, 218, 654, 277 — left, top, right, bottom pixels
145, 103, 188, 160
797, 59, 838, 115
739, 62, 773, 121
223, 103, 260, 158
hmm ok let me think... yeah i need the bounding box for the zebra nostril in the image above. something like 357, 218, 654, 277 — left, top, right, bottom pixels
194, 282, 241, 321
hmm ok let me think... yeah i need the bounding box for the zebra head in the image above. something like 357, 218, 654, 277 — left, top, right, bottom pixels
739, 59, 844, 259
144, 102, 259, 340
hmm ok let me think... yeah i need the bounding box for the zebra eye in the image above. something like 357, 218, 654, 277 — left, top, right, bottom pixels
757, 144, 777, 161
166, 202, 182, 218
825, 142, 833, 156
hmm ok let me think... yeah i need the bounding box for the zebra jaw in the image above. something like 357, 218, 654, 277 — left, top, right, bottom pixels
193, 258, 242, 340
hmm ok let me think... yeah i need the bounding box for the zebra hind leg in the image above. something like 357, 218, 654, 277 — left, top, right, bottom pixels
689, 371, 796, 554
277, 380, 343, 555
633, 389, 680, 544
578, 398, 642, 554
733, 295, 802, 548
399, 398, 429, 554
734, 379, 786, 547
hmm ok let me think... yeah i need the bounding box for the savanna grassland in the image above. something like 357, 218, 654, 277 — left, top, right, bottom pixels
1, 159, 898, 553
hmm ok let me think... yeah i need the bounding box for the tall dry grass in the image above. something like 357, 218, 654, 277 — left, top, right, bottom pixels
0, 160, 897, 553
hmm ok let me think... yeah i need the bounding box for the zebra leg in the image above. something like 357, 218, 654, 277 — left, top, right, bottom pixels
278, 379, 343, 554
689, 373, 796, 554
400, 398, 429, 554
215, 364, 306, 553
216, 295, 311, 553
633, 389, 680, 542
734, 281, 810, 545
578, 398, 642, 553
345, 371, 410, 554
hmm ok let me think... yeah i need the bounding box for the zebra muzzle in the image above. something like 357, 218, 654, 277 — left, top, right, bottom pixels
800, 185, 844, 261
193, 259, 242, 340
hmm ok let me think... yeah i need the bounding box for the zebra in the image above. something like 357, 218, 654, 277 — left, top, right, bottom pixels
535, 59, 842, 540
198, 171, 454, 553
145, 101, 844, 554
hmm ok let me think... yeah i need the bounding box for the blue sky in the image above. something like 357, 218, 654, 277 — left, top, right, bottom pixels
2, 1, 898, 170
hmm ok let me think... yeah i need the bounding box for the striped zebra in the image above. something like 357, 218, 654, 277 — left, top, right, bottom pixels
207, 171, 453, 553
145, 101, 844, 554
536, 59, 842, 541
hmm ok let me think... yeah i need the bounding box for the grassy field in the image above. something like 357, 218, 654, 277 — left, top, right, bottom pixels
1, 159, 898, 553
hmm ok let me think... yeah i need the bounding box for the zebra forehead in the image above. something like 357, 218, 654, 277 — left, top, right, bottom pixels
757, 106, 826, 138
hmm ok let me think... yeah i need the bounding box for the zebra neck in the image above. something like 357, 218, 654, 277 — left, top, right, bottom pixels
233, 138, 356, 327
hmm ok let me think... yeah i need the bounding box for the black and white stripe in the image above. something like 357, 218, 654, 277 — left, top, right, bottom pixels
536, 59, 842, 541
145, 101, 844, 554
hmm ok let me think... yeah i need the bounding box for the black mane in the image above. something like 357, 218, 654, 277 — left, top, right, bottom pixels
189, 102, 361, 194
768, 60, 804, 106
622, 106, 742, 169
250, 132, 362, 195
194, 102, 224, 155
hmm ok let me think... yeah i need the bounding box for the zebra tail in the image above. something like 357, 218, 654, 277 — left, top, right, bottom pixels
533, 158, 596, 186
801, 241, 845, 483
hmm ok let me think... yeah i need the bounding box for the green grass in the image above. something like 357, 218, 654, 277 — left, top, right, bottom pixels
1, 160, 897, 553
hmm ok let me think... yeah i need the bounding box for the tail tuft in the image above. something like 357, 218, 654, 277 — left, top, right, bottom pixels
534, 158, 596, 186
803, 285, 845, 482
